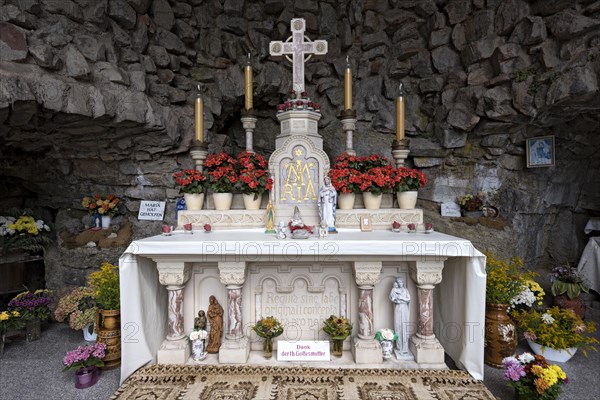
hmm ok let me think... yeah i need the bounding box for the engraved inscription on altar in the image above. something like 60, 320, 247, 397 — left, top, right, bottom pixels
250, 263, 352, 343
280, 145, 318, 203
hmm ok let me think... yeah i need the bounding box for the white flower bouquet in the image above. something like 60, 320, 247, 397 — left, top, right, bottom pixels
189, 329, 208, 341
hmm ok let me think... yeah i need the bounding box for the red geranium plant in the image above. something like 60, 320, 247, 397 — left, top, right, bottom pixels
392, 167, 427, 192
237, 152, 273, 200
205, 152, 238, 193
328, 152, 363, 194
172, 169, 207, 194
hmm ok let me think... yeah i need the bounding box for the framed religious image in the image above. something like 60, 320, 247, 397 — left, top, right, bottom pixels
526, 136, 555, 168
360, 216, 372, 232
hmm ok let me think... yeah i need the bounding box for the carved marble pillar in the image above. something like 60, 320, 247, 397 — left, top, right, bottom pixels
352, 262, 383, 364
408, 258, 447, 365
217, 261, 249, 363
156, 261, 192, 364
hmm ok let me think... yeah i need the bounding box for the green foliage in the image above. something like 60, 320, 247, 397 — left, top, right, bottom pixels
485, 252, 535, 305
322, 315, 353, 340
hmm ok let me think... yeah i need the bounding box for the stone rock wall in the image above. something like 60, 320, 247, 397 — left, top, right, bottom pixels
0, 0, 598, 290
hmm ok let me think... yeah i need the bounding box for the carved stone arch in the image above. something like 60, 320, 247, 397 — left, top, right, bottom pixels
256, 273, 284, 294
268, 134, 330, 207
320, 273, 347, 294
289, 273, 318, 292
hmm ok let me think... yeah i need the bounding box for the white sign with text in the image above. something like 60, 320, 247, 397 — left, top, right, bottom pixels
441, 202, 462, 217
277, 340, 330, 361
138, 201, 166, 221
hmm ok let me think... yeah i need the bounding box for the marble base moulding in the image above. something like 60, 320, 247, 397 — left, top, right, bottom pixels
178, 208, 423, 230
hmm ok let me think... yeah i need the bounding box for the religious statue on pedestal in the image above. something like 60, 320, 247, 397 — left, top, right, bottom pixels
318, 176, 337, 233
390, 277, 412, 359
206, 295, 223, 353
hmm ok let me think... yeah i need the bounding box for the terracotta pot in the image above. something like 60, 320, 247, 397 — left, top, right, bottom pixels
553, 295, 586, 319
484, 303, 516, 368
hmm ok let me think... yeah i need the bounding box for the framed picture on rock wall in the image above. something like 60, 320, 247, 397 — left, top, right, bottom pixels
526, 136, 555, 168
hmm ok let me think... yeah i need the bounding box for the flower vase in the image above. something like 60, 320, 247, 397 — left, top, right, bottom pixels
243, 193, 262, 210
26, 318, 41, 342
191, 339, 206, 361
96, 309, 121, 369
331, 338, 344, 357
380, 340, 393, 360
337, 193, 356, 210
397, 191, 418, 209
484, 303, 516, 368
101, 215, 112, 229
83, 323, 97, 342
212, 193, 233, 211
526, 339, 577, 363
184, 193, 205, 211
362, 192, 382, 210
74, 366, 99, 389
263, 337, 274, 359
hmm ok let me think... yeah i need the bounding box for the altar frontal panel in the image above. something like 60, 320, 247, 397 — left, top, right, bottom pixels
248, 263, 355, 347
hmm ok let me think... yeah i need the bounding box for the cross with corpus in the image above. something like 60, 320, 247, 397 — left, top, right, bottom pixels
269, 18, 328, 95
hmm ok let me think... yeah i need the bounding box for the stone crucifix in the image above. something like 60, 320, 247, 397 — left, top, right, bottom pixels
269, 18, 328, 95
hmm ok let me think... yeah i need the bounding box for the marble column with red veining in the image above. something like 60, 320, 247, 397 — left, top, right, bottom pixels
417, 287, 434, 337
357, 288, 374, 339
166, 286, 185, 340
227, 286, 243, 339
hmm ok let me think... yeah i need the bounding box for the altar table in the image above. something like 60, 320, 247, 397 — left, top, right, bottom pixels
118, 229, 486, 383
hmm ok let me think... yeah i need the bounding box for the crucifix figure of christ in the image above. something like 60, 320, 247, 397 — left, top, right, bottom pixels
269, 18, 328, 95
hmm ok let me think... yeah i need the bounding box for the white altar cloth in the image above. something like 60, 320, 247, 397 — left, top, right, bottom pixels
118, 229, 486, 382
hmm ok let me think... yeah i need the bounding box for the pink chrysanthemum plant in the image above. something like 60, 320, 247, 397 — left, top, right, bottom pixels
62, 343, 106, 372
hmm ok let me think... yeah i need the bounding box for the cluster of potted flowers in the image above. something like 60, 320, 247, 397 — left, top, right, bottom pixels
503, 352, 568, 400
328, 152, 426, 210
173, 151, 273, 211
54, 286, 98, 342
81, 194, 121, 229
0, 210, 51, 255
7, 289, 53, 342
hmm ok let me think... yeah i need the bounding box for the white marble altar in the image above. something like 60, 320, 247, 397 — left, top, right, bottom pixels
118, 229, 486, 383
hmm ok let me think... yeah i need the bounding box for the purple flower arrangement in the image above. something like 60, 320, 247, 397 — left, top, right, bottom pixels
63, 343, 107, 372
8, 289, 53, 320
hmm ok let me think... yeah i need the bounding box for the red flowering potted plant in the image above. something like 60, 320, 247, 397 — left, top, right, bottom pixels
393, 167, 427, 209
358, 154, 395, 210
237, 152, 273, 210
172, 169, 207, 211
328, 152, 362, 209
205, 152, 238, 210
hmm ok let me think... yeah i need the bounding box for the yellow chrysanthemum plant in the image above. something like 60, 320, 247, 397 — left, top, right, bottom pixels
512, 306, 598, 356
0, 209, 52, 254
0, 310, 24, 333
88, 262, 120, 310
485, 252, 537, 306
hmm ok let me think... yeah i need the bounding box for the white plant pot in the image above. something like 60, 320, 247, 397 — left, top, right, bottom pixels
337, 193, 356, 210
101, 216, 112, 229
243, 193, 262, 210
83, 323, 97, 342
362, 192, 383, 210
527, 339, 577, 362
184, 193, 204, 211
213, 193, 233, 211
397, 190, 418, 209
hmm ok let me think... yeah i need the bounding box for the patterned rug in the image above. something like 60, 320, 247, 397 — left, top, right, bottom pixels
111, 365, 497, 400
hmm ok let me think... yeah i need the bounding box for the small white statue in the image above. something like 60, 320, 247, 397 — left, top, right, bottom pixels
318, 176, 337, 233
390, 277, 412, 359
